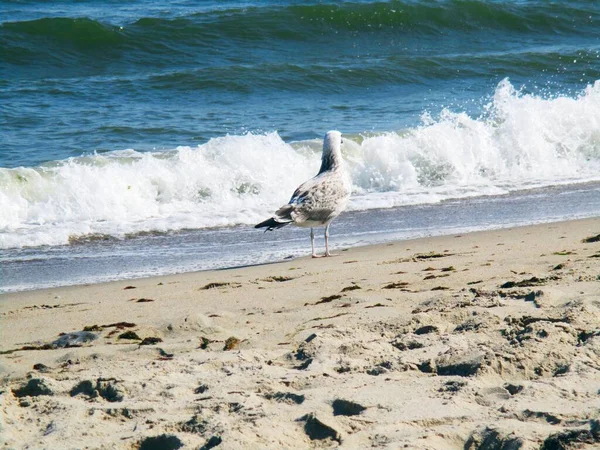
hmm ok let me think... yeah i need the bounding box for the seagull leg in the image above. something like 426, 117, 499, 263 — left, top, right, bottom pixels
310, 228, 318, 258
323, 224, 340, 257
324, 224, 333, 257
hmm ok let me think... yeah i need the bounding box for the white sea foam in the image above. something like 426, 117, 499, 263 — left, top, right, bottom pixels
1, 79, 600, 249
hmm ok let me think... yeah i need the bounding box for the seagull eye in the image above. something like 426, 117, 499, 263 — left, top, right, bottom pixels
341, 139, 344, 144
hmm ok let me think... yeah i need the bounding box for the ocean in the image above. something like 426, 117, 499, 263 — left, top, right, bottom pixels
2, 0, 600, 293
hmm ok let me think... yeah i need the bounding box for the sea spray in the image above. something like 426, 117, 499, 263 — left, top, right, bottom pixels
1, 79, 600, 249
0, 133, 318, 248
349, 79, 600, 208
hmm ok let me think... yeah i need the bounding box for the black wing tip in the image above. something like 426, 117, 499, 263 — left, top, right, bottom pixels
255, 217, 290, 231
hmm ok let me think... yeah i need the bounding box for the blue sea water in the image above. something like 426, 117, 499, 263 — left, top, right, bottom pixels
1, 0, 600, 292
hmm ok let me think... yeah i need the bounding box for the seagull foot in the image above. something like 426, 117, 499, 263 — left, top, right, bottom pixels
311, 253, 339, 258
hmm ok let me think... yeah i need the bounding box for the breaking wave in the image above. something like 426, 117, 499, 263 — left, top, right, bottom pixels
1, 79, 600, 249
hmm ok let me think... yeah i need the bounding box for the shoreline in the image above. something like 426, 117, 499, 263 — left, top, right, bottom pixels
0, 214, 596, 299
2, 217, 600, 449
1, 215, 597, 299
4, 178, 600, 294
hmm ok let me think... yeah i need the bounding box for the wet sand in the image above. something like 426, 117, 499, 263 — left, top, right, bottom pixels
1, 218, 600, 449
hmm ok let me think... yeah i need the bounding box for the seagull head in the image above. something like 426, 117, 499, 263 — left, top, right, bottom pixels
318, 130, 344, 173
323, 130, 343, 154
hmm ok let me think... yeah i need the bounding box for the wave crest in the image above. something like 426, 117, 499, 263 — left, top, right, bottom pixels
3, 17, 123, 47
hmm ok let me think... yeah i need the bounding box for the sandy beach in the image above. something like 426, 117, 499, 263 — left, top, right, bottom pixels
1, 218, 600, 449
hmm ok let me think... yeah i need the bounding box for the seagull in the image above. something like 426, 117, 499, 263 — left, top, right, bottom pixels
255, 130, 351, 258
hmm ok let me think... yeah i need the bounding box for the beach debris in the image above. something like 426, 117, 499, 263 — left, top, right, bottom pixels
52, 331, 98, 348
315, 294, 342, 305
365, 303, 387, 308
123, 285, 137, 290
582, 233, 600, 243
504, 384, 524, 396
294, 340, 315, 360
44, 421, 56, 436
157, 348, 173, 359
431, 286, 450, 291
264, 392, 305, 405
414, 325, 438, 335
381, 252, 454, 265
70, 378, 125, 402
139, 337, 162, 346
340, 285, 361, 292
118, 331, 141, 340
332, 399, 366, 416
464, 427, 525, 450
200, 436, 223, 450
23, 302, 83, 310
429, 274, 450, 279
499, 276, 557, 289
298, 413, 342, 444
199, 337, 211, 349
382, 281, 409, 289
135, 298, 155, 303
84, 322, 136, 332
414, 252, 454, 260
12, 378, 54, 397
194, 384, 209, 394
104, 322, 138, 338
107, 321, 136, 328
292, 339, 315, 370
391, 338, 424, 351
578, 330, 600, 344
223, 336, 240, 351
294, 358, 313, 370
32, 363, 51, 373
138, 434, 183, 450
305, 333, 317, 343
262, 275, 294, 282
200, 281, 231, 291
307, 312, 349, 323
522, 290, 544, 305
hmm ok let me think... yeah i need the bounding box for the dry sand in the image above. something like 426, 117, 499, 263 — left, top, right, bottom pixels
1, 218, 600, 450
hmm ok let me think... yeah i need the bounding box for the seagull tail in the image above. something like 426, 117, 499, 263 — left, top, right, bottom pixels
255, 217, 291, 232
